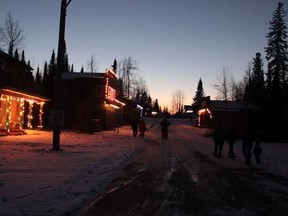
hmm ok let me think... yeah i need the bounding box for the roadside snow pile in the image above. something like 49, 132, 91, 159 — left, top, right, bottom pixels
0, 127, 143, 216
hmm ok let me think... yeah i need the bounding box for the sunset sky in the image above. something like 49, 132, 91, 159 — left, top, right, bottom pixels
0, 0, 280, 108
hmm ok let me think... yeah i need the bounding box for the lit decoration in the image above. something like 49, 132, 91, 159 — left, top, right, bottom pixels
197, 108, 212, 127
5, 96, 11, 132
104, 68, 125, 109
19, 98, 25, 130
107, 86, 116, 101
0, 89, 48, 133
105, 103, 120, 109
27, 101, 34, 129
38, 102, 44, 129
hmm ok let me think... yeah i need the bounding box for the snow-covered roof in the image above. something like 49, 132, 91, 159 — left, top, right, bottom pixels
210, 100, 262, 111
62, 72, 105, 80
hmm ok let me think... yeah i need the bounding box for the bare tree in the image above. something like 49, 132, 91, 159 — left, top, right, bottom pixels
132, 76, 148, 99
0, 11, 25, 55
211, 68, 232, 101
171, 89, 185, 114
118, 56, 138, 99
231, 76, 245, 101
86, 54, 97, 72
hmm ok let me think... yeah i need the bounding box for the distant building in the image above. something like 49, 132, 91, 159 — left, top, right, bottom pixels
0, 50, 49, 135
197, 96, 263, 131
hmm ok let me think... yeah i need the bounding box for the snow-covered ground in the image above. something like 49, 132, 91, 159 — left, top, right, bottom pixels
0, 127, 144, 216
0, 118, 288, 216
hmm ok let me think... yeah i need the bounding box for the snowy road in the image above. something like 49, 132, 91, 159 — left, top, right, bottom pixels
1, 118, 288, 216
78, 118, 288, 216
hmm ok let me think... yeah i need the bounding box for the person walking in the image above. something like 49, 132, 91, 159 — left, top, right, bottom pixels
253, 139, 262, 164
242, 125, 254, 165
138, 118, 147, 138
226, 127, 237, 159
131, 119, 138, 138
160, 118, 170, 141
213, 123, 225, 158
114, 119, 119, 132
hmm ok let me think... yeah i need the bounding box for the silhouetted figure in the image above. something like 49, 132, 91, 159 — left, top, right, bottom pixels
213, 123, 225, 158
253, 140, 262, 164
242, 125, 254, 165
131, 119, 138, 137
226, 127, 237, 159
160, 118, 170, 140
114, 119, 119, 132
138, 119, 147, 138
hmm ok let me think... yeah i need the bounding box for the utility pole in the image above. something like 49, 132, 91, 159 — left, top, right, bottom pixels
52, 0, 71, 150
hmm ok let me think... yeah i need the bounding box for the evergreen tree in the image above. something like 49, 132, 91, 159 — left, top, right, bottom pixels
21, 50, 26, 63
14, 49, 19, 60
70, 64, 74, 72
80, 65, 84, 73
112, 58, 117, 72
153, 98, 160, 112
244, 53, 265, 106
116, 78, 125, 99
192, 78, 205, 113
35, 66, 42, 85
265, 2, 288, 92
42, 61, 49, 86
63, 40, 70, 72
48, 49, 57, 78
265, 2, 288, 131
139, 91, 152, 116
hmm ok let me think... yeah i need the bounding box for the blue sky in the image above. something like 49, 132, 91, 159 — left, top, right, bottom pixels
0, 0, 281, 108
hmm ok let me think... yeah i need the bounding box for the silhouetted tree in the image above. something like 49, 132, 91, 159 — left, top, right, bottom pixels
244, 53, 265, 106
14, 49, 19, 60
139, 92, 152, 116
48, 50, 57, 79
116, 78, 124, 99
192, 78, 205, 113
118, 57, 138, 99
171, 89, 185, 114
70, 64, 74, 72
63, 41, 70, 72
211, 68, 232, 101
86, 54, 97, 72
0, 11, 25, 54
35, 66, 42, 85
21, 50, 26, 63
265, 2, 288, 131
153, 98, 160, 112
112, 58, 117, 72
80, 65, 84, 73
265, 2, 288, 92
42, 61, 48, 86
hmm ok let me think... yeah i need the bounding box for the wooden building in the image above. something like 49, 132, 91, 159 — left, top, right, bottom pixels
61, 68, 125, 131
0, 50, 49, 134
197, 96, 262, 131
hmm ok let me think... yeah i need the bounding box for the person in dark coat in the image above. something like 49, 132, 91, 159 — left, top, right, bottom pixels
138, 119, 147, 138
253, 139, 262, 164
160, 118, 170, 140
226, 127, 237, 159
213, 123, 225, 158
114, 119, 119, 132
242, 125, 254, 165
131, 119, 138, 138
